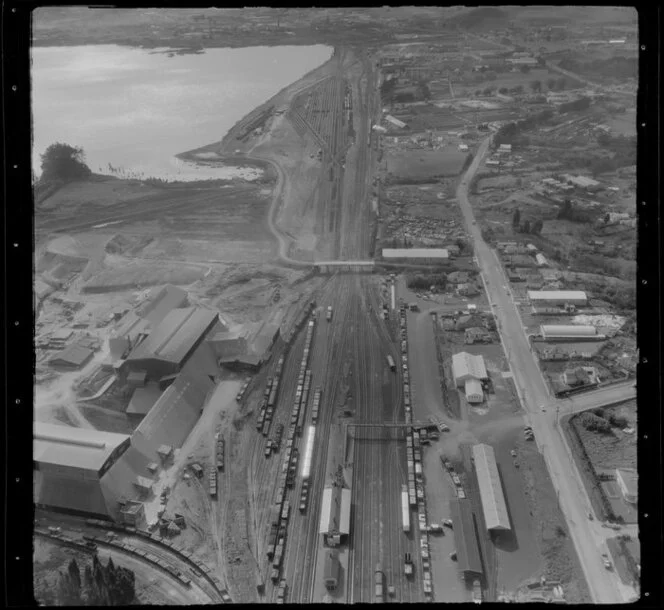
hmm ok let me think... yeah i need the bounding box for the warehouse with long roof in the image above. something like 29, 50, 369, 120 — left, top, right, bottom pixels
528, 290, 587, 306
449, 498, 483, 575
381, 248, 449, 263
472, 444, 510, 531
124, 307, 221, 380
541, 324, 599, 340
319, 486, 351, 545
452, 352, 488, 404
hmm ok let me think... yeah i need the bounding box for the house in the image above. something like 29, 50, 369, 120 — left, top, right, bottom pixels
563, 367, 590, 386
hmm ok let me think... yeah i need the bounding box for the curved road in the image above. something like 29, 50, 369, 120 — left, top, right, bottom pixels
456, 136, 630, 603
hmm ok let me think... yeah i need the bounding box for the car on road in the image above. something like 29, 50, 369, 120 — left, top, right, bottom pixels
510, 450, 517, 458
540, 405, 546, 412
220, 590, 232, 603
443, 519, 453, 529
588, 512, 594, 521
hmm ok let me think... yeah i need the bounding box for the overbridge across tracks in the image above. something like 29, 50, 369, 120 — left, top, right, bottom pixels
313, 261, 375, 274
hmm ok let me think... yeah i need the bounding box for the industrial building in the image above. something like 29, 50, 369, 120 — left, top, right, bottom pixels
131, 366, 214, 461
124, 307, 221, 381
385, 114, 407, 129
381, 248, 449, 263
250, 322, 280, 359
561, 174, 602, 191
135, 284, 188, 325
472, 444, 510, 531
48, 344, 95, 369
449, 498, 483, 575
34, 423, 151, 521
528, 290, 588, 306
319, 486, 351, 546
541, 324, 599, 340
535, 253, 549, 267
452, 352, 488, 403
615, 468, 638, 504
208, 328, 248, 359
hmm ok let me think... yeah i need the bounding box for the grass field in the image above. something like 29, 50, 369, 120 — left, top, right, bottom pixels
386, 147, 468, 180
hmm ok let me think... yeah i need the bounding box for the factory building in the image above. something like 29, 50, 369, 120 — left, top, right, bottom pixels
319, 486, 351, 546
124, 307, 221, 381
135, 284, 189, 326
472, 444, 510, 531
541, 325, 599, 340
208, 329, 249, 359
452, 352, 487, 403
381, 248, 449, 264
131, 366, 214, 461
449, 498, 483, 575
528, 290, 588, 306
250, 322, 281, 360
385, 114, 408, 129
48, 345, 95, 369
615, 468, 638, 504
34, 423, 151, 521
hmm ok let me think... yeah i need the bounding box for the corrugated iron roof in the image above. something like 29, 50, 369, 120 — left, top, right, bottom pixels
136, 284, 188, 325
449, 498, 483, 574
127, 307, 218, 366
34, 422, 130, 472
528, 290, 587, 301
452, 352, 487, 382
133, 367, 213, 457
472, 444, 510, 531
127, 385, 162, 416
319, 487, 333, 534
339, 488, 351, 535
49, 345, 94, 367
382, 248, 449, 259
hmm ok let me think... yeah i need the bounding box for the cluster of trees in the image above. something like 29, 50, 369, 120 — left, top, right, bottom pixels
591, 282, 636, 310
592, 408, 629, 429
40, 142, 92, 183
590, 134, 637, 177
558, 96, 592, 114
52, 556, 136, 606
546, 76, 569, 91
557, 199, 592, 223
579, 412, 612, 434
406, 272, 447, 290
512, 209, 544, 235
493, 108, 555, 147
559, 56, 637, 80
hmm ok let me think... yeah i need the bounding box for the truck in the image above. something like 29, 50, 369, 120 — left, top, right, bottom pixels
404, 553, 413, 578
326, 306, 333, 321
408, 302, 419, 311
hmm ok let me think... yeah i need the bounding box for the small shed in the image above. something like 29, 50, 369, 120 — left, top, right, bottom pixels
157, 445, 174, 462
465, 379, 484, 403
134, 477, 153, 494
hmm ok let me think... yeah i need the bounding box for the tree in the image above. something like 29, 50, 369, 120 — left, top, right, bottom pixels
519, 64, 531, 73
482, 87, 493, 96
521, 219, 531, 233
498, 87, 509, 95
512, 208, 521, 227
532, 218, 544, 235
530, 79, 542, 93
40, 142, 91, 182
555, 76, 567, 90
546, 77, 556, 90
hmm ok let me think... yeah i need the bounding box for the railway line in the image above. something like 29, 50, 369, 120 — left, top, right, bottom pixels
35, 523, 224, 603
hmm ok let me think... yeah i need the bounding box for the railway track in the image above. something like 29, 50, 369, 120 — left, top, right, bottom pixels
35, 527, 223, 603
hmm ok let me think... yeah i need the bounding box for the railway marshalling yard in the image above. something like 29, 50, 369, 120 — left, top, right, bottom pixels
34, 10, 640, 607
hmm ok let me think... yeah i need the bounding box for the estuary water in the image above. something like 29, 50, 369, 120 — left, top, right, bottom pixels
32, 44, 332, 181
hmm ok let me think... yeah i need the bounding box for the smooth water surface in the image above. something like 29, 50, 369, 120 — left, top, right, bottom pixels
32, 45, 332, 181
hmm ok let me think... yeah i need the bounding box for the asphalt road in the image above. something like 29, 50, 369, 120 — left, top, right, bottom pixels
456, 136, 629, 603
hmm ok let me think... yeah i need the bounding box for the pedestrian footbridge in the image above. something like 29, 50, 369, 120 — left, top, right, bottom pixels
313, 260, 375, 274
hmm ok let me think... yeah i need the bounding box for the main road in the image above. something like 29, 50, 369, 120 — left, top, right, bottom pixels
456, 136, 629, 603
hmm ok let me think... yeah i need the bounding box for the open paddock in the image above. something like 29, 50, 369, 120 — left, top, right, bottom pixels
386, 148, 468, 181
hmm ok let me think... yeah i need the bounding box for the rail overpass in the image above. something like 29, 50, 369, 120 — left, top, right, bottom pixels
313, 260, 375, 274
